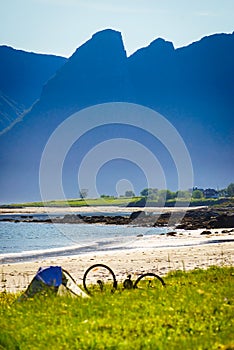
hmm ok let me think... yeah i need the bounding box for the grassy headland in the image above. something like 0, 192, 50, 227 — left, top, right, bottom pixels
1, 196, 234, 208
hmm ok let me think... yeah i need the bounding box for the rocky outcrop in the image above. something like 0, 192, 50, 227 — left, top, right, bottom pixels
1, 207, 233, 229
176, 208, 234, 229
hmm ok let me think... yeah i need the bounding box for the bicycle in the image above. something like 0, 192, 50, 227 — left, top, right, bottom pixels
83, 263, 165, 295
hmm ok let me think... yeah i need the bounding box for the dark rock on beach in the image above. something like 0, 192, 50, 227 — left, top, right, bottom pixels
52, 214, 129, 225
176, 208, 234, 230
200, 230, 212, 235
0, 206, 233, 230
166, 231, 177, 236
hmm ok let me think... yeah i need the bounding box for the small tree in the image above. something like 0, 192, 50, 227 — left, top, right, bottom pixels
176, 190, 191, 199
158, 189, 176, 200
140, 188, 150, 197
125, 190, 135, 198
79, 189, 88, 199
227, 183, 234, 197
192, 189, 204, 199
158, 190, 168, 201
140, 188, 158, 200
148, 188, 158, 200
218, 188, 227, 197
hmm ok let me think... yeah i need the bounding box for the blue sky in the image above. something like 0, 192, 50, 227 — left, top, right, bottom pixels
0, 0, 233, 57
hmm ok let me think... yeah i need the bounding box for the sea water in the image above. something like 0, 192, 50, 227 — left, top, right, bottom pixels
0, 221, 169, 263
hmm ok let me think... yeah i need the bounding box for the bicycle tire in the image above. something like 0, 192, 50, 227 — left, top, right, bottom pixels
133, 272, 165, 289
83, 263, 117, 295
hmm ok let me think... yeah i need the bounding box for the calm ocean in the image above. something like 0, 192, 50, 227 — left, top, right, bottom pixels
0, 221, 169, 264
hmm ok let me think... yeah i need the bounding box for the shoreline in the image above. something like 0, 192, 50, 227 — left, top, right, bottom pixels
0, 206, 203, 216
1, 206, 233, 294
1, 228, 233, 294
0, 205, 205, 215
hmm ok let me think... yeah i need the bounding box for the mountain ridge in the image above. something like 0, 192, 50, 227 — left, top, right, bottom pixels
0, 45, 67, 132
0, 29, 233, 203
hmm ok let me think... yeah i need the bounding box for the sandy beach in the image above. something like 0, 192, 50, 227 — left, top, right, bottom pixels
1, 206, 233, 294
0, 205, 204, 215
1, 227, 233, 294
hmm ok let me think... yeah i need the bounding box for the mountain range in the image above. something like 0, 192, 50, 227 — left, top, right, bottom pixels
0, 45, 66, 132
0, 29, 233, 203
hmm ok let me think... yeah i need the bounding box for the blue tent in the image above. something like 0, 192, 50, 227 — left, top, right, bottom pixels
19, 266, 89, 299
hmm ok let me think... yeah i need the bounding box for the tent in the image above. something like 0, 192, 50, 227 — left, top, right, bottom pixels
18, 266, 89, 300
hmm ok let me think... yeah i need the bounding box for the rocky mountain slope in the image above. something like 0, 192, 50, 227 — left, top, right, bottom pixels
0, 45, 67, 132
0, 29, 233, 203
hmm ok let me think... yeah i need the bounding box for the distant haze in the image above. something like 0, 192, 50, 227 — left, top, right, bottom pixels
0, 0, 233, 57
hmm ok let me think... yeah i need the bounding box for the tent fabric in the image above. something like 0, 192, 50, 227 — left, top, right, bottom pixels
18, 266, 89, 300
23, 277, 57, 299
62, 269, 89, 298
35, 266, 62, 287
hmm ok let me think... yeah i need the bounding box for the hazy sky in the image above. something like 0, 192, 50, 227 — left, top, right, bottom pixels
0, 0, 233, 57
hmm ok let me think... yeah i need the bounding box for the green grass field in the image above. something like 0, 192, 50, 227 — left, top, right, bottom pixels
2, 197, 234, 208
1, 267, 233, 349
1, 197, 141, 208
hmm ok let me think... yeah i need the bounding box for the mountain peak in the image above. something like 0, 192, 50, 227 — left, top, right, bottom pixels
37, 28, 129, 111
149, 37, 174, 51
91, 28, 122, 39
71, 28, 126, 59
129, 37, 174, 60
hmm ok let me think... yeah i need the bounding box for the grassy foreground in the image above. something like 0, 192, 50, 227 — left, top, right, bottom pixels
1, 267, 233, 350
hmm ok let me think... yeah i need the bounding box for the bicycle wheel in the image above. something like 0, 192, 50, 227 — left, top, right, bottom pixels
83, 264, 117, 295
133, 273, 165, 290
